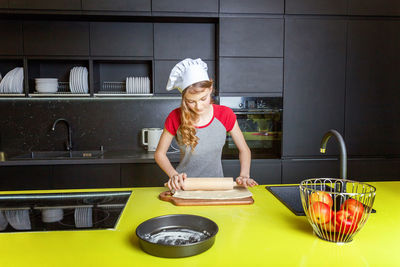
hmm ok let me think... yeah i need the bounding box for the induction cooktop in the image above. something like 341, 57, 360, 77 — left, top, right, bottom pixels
0, 191, 131, 233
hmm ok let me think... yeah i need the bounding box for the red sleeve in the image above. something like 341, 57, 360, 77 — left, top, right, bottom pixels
164, 108, 181, 136
214, 104, 236, 132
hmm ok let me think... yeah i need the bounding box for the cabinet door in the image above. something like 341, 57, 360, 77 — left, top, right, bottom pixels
24, 21, 89, 56
121, 163, 169, 187
348, 0, 400, 16
152, 0, 218, 13
283, 19, 346, 157
52, 164, 120, 189
219, 18, 283, 57
0, 0, 8, 8
154, 23, 215, 60
282, 159, 340, 184
348, 158, 400, 182
222, 159, 281, 184
82, 0, 150, 11
9, 0, 81, 10
0, 165, 52, 190
220, 0, 284, 14
346, 20, 400, 156
90, 22, 153, 57
285, 0, 347, 15
0, 21, 23, 55
219, 58, 283, 95
154, 60, 215, 95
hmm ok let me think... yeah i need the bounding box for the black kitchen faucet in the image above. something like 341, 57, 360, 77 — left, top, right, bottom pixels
52, 118, 73, 151
320, 129, 347, 180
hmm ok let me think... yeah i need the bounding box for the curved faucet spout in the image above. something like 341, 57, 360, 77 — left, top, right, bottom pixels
320, 129, 347, 180
52, 118, 73, 151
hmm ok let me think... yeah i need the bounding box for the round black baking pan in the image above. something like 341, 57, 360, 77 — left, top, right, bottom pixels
136, 214, 218, 258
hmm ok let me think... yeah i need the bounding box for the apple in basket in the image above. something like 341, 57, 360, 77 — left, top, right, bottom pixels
340, 199, 364, 224
335, 209, 358, 235
308, 191, 333, 208
308, 202, 333, 225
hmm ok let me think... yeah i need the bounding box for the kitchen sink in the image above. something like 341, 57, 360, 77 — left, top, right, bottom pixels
11, 150, 104, 160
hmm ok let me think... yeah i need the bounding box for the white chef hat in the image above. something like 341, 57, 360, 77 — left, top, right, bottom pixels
166, 58, 209, 93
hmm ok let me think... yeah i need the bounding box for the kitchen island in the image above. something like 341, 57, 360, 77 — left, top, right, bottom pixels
0, 182, 399, 266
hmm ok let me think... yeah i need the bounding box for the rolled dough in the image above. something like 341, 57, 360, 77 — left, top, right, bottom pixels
172, 186, 252, 200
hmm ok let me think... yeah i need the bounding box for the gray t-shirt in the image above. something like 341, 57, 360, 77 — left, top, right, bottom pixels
165, 104, 236, 177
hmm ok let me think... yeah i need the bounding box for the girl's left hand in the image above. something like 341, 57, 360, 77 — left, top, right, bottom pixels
236, 176, 258, 188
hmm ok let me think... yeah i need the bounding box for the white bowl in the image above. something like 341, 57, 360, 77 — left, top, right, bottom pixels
41, 208, 64, 223
35, 78, 58, 82
36, 84, 58, 93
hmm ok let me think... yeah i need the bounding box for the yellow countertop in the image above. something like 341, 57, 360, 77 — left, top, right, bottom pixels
0, 182, 399, 267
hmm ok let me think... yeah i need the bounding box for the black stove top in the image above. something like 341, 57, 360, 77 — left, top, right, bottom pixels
0, 191, 131, 233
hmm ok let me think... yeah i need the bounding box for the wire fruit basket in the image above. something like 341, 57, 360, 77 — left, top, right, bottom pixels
299, 178, 376, 243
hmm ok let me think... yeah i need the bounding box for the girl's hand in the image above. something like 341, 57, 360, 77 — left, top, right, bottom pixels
236, 176, 258, 188
167, 173, 187, 191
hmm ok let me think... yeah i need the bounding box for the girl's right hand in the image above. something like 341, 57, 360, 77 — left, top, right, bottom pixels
166, 173, 187, 191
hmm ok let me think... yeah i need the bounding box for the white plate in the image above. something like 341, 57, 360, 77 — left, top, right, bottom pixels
78, 67, 83, 93
83, 67, 88, 93
69, 68, 75, 93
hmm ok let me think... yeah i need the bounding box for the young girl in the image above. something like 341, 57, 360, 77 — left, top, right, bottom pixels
155, 58, 258, 190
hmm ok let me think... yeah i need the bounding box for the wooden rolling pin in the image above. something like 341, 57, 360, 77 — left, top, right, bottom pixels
165, 177, 237, 191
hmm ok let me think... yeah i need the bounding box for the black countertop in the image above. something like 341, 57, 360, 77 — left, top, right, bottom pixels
0, 150, 181, 166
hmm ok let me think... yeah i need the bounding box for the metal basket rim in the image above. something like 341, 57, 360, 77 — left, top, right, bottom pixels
299, 178, 376, 195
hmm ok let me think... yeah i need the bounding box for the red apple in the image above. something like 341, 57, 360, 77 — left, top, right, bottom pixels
309, 191, 333, 208
335, 209, 358, 235
340, 199, 364, 224
308, 202, 333, 225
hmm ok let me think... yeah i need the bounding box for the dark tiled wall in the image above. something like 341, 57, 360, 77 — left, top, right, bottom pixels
0, 98, 181, 156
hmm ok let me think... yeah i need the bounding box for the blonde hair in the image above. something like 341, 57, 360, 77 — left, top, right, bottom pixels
178, 80, 214, 151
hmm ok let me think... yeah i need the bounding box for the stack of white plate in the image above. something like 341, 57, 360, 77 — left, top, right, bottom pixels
4, 209, 31, 230
69, 67, 88, 94
125, 76, 150, 94
35, 78, 58, 93
0, 67, 24, 94
74, 207, 93, 228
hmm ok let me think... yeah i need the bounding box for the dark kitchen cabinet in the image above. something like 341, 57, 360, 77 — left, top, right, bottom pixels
0, 0, 7, 8
219, 58, 283, 95
154, 23, 215, 60
282, 159, 340, 184
23, 21, 89, 56
82, 0, 151, 11
90, 22, 153, 57
51, 164, 120, 189
285, 0, 347, 15
154, 60, 215, 95
348, 0, 400, 16
282, 18, 347, 157
9, 0, 81, 10
219, 18, 283, 57
0, 165, 52, 190
222, 159, 281, 184
152, 0, 218, 13
0, 21, 23, 55
121, 163, 169, 187
348, 158, 400, 182
220, 0, 284, 14
345, 20, 400, 156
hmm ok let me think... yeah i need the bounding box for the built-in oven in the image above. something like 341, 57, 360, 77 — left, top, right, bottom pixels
219, 97, 282, 159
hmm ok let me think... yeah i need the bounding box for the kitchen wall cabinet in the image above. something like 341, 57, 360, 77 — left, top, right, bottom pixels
23, 21, 89, 56
348, 0, 400, 16
121, 163, 171, 187
0, 165, 52, 190
222, 159, 281, 184
219, 58, 283, 95
285, 0, 347, 15
282, 18, 347, 157
220, 0, 284, 14
154, 60, 215, 95
0, 21, 23, 55
219, 18, 283, 57
282, 159, 340, 184
152, 0, 218, 13
90, 22, 153, 57
51, 164, 120, 189
348, 158, 400, 182
0, 0, 8, 9
345, 20, 400, 156
82, 0, 150, 12
154, 23, 215, 60
9, 0, 81, 10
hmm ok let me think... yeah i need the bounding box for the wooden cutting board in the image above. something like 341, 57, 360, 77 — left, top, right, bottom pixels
159, 191, 254, 206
